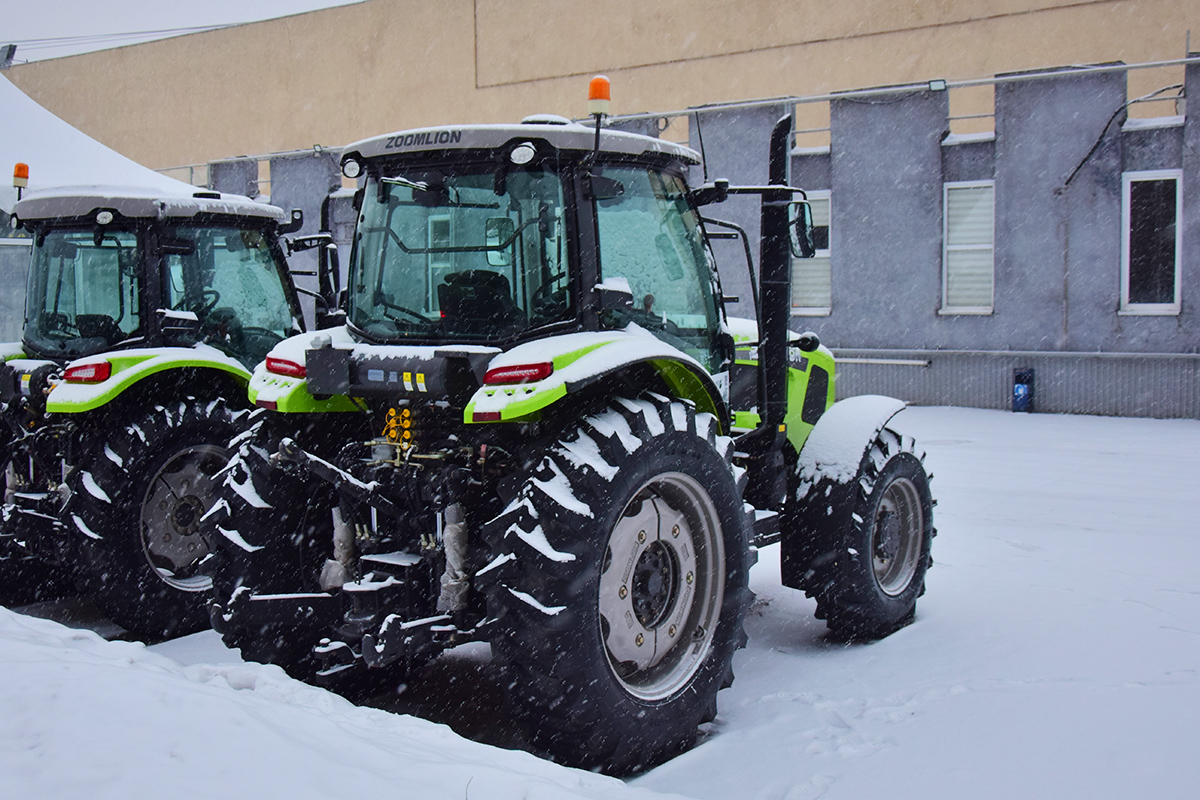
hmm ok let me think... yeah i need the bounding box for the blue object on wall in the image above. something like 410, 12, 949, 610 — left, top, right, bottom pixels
1013, 368, 1035, 413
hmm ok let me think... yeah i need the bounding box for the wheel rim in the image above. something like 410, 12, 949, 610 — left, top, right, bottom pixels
597, 472, 725, 702
140, 444, 228, 592
871, 476, 923, 596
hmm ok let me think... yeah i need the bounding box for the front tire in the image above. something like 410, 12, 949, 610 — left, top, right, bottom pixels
68, 398, 242, 639
784, 426, 934, 640
481, 395, 753, 775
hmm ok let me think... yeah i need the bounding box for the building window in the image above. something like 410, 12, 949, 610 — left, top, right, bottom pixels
792, 191, 830, 315
1122, 170, 1182, 315
942, 181, 994, 314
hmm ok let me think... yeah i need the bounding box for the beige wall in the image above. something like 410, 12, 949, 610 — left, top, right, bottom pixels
7, 0, 1197, 169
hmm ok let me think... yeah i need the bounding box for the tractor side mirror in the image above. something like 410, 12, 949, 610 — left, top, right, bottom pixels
688, 179, 730, 208
279, 208, 304, 235
789, 201, 816, 259
485, 217, 515, 267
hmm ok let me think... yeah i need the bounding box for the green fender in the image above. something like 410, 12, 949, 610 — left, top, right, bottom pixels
464, 330, 727, 428
728, 336, 838, 453
247, 328, 361, 413
45, 346, 252, 414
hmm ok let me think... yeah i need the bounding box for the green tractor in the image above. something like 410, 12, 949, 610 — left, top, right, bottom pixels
202, 92, 934, 773
0, 185, 338, 637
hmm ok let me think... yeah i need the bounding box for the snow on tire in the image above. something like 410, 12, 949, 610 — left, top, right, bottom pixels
201, 410, 340, 677
479, 393, 753, 775
783, 426, 934, 640
68, 398, 243, 639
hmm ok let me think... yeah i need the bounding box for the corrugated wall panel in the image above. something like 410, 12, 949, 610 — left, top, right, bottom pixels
832, 350, 1200, 419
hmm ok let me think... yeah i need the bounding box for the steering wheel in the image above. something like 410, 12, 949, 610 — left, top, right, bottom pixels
379, 298, 429, 325
531, 276, 567, 321
41, 313, 80, 340
198, 289, 221, 316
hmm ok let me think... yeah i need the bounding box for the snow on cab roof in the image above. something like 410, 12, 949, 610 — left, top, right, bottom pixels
344, 118, 701, 165
13, 184, 289, 223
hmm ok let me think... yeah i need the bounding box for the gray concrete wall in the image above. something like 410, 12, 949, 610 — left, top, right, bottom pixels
688, 104, 790, 321
209, 158, 260, 199
267, 150, 343, 328
822, 89, 949, 349
194, 62, 1199, 417
1180, 55, 1200, 356
832, 349, 1200, 418
941, 138, 994, 183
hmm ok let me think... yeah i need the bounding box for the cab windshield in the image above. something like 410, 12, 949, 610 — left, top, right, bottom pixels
25, 227, 142, 358
161, 224, 299, 367
594, 165, 723, 372
24, 223, 298, 366
348, 165, 571, 341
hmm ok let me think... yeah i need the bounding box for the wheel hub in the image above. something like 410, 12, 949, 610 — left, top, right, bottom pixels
631, 540, 679, 629
875, 508, 901, 563
871, 476, 923, 597
597, 473, 724, 701
141, 444, 229, 591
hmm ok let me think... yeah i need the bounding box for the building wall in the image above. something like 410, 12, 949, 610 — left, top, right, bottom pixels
776, 61, 1198, 417
187, 57, 1199, 417
5, 0, 1197, 170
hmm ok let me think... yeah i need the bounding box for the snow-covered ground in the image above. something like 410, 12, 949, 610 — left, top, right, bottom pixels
3, 406, 1197, 799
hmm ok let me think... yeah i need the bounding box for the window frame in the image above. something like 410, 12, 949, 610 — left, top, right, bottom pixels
1120, 169, 1182, 316
791, 189, 831, 317
940, 180, 995, 315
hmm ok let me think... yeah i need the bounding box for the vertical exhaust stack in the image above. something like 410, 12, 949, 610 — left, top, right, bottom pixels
758, 114, 794, 430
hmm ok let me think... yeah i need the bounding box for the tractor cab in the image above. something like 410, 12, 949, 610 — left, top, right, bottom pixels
15, 190, 305, 370
339, 116, 728, 373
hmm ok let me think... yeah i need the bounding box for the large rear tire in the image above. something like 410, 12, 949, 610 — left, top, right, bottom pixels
202, 410, 347, 680
481, 394, 753, 775
68, 398, 242, 639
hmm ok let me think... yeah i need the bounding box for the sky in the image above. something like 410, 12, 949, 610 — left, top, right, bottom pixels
3, 1, 367, 62
5, 405, 1199, 798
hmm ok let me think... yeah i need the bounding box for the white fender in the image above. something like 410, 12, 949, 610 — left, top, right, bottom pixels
796, 394, 906, 488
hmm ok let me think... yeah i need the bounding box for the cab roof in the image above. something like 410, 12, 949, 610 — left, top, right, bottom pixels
343, 117, 701, 166
13, 184, 289, 224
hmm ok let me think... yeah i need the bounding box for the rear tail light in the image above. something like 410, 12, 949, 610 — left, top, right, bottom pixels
265, 357, 306, 378
63, 361, 112, 384
483, 362, 553, 385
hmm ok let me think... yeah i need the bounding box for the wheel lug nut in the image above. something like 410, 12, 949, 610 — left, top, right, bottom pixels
162, 534, 172, 543
686, 571, 694, 585
637, 530, 646, 543
669, 624, 677, 637
671, 524, 680, 537
619, 585, 628, 599
635, 633, 644, 647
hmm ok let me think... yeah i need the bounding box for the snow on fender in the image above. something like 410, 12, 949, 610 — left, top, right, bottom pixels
795, 394, 906, 489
